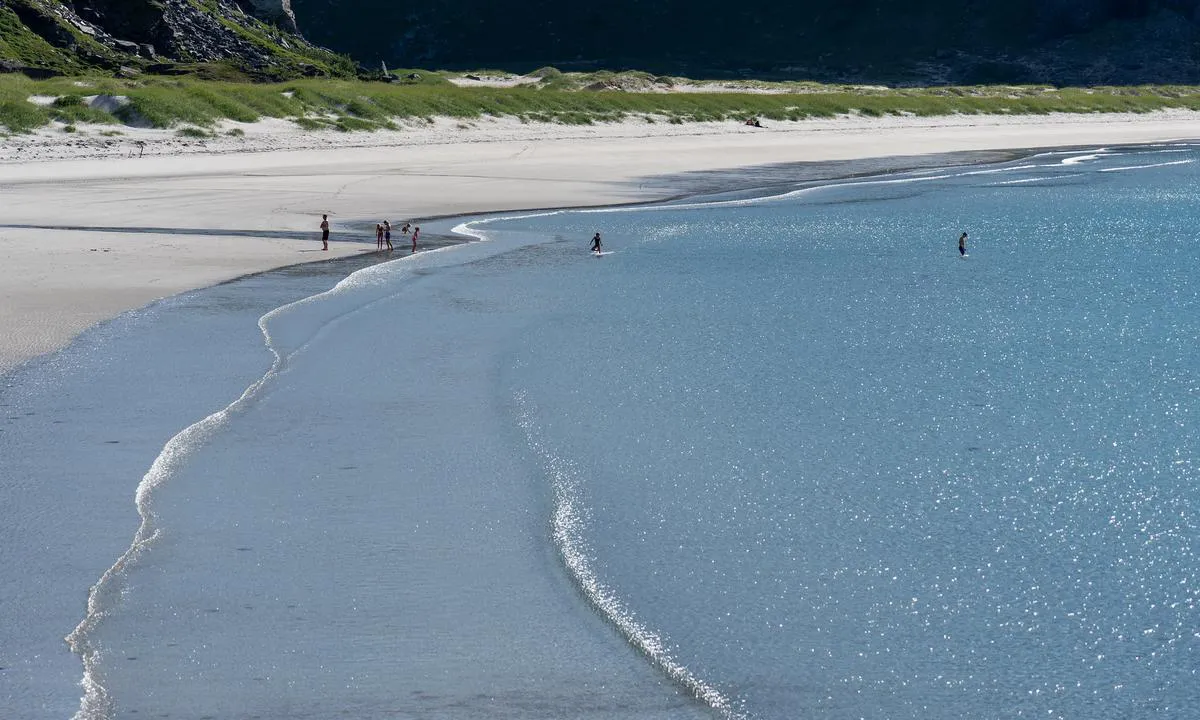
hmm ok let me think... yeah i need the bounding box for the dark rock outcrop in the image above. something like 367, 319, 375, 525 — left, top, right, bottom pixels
9, 1, 78, 49
61, 0, 279, 64
71, 0, 175, 54
234, 0, 297, 33
2, 0, 352, 77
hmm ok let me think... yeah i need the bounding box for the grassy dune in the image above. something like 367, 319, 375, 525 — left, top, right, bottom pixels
4, 69, 1200, 135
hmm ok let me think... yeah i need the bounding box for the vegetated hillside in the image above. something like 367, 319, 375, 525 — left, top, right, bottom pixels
290, 0, 1200, 85
0, 0, 354, 79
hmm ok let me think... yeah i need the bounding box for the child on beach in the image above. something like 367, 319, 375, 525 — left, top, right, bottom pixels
383, 220, 393, 251
411, 226, 420, 253
320, 214, 329, 251
376, 223, 384, 250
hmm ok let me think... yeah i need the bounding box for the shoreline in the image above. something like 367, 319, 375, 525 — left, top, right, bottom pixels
2, 110, 1199, 374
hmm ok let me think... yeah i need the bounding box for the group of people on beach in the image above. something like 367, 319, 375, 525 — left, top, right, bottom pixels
319, 214, 419, 253
374, 220, 422, 252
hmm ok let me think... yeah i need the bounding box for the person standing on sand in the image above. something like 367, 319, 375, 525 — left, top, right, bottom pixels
383, 220, 393, 251
411, 226, 420, 253
320, 214, 330, 251
376, 223, 384, 251
591, 232, 602, 253
959, 232, 968, 257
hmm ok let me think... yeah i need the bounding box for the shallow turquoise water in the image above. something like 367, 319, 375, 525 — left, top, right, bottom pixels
493, 144, 1200, 719
2, 144, 1197, 720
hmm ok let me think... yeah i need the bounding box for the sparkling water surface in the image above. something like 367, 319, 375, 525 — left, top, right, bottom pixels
1, 145, 1197, 719
490, 145, 1200, 719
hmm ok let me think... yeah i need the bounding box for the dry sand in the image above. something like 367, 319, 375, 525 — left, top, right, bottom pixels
2, 110, 1199, 373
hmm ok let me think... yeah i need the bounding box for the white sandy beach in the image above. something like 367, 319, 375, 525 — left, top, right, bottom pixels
2, 110, 1199, 373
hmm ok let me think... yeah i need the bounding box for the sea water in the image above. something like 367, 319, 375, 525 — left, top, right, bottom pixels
2, 144, 1198, 719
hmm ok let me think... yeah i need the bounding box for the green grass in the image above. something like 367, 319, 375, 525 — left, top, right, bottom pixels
50, 95, 119, 125
385, 69, 452, 87
4, 72, 1200, 133
0, 3, 119, 75
291, 115, 333, 130
0, 75, 50, 132
175, 126, 212, 138
333, 116, 383, 132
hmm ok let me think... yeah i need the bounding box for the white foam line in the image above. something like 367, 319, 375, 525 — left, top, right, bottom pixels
992, 173, 1085, 185
64, 312, 294, 719
1031, 145, 1198, 162
1098, 159, 1194, 172
1061, 153, 1109, 165
450, 209, 566, 242
1029, 146, 1109, 159
959, 163, 1042, 176
515, 392, 747, 720
65, 249, 452, 720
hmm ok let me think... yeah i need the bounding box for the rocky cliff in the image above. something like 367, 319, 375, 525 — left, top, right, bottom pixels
0, 0, 351, 78
238, 0, 296, 33
289, 0, 1200, 85
6, 0, 1200, 84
